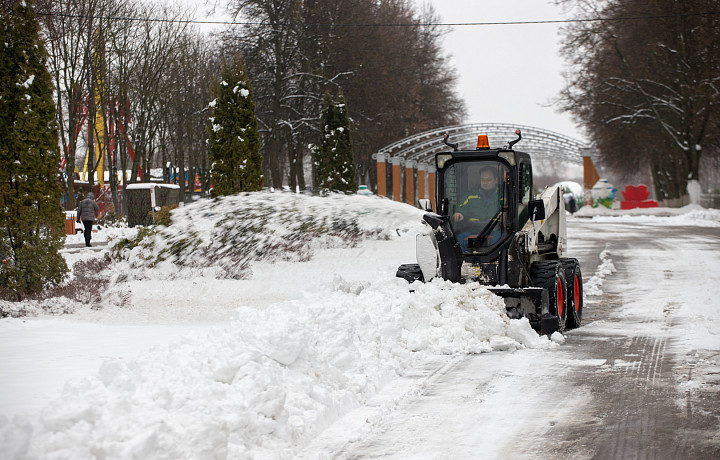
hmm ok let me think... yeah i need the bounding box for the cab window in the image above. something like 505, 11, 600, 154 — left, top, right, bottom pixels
443, 160, 509, 253
518, 162, 532, 225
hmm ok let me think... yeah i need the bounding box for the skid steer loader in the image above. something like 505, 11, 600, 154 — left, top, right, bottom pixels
396, 130, 583, 334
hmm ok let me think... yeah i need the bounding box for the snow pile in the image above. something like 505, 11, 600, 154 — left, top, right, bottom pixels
0, 192, 559, 458
0, 297, 79, 318
0, 277, 553, 458
610, 206, 720, 227
108, 192, 425, 280
576, 203, 720, 226
583, 247, 615, 296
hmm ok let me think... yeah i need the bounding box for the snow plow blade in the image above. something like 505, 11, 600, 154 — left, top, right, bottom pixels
487, 287, 557, 335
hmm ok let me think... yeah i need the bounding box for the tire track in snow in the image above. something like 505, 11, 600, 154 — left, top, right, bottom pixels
295, 354, 467, 459
608, 307, 675, 459
550, 232, 687, 459
606, 242, 678, 460
531, 221, 720, 459
623, 300, 673, 392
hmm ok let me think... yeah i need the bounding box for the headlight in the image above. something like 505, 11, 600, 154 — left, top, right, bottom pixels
436, 153, 453, 169
497, 150, 516, 166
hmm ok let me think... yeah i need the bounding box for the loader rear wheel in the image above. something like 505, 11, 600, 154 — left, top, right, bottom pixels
530, 261, 567, 333
561, 258, 584, 329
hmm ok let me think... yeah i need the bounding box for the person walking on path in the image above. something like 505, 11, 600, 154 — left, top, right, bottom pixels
77, 192, 99, 247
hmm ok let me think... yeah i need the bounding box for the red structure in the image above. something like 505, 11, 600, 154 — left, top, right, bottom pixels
60, 96, 143, 183
620, 184, 658, 209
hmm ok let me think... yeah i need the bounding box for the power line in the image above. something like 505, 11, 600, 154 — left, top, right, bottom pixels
34, 10, 720, 28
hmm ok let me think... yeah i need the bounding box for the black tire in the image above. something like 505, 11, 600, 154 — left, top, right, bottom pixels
396, 263, 424, 283
561, 258, 584, 329
530, 260, 567, 333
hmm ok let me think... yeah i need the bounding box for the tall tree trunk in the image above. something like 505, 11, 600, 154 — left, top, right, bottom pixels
267, 134, 283, 188
177, 127, 186, 203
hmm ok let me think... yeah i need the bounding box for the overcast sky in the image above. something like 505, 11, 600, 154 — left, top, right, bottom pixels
417, 0, 586, 142
187, 0, 586, 143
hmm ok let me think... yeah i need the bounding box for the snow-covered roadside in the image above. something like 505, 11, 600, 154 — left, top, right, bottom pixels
575, 203, 720, 226
1, 196, 719, 459
0, 318, 206, 416
0, 279, 555, 459
0, 194, 557, 459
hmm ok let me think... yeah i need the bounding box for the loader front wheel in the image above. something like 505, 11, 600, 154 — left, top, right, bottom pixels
561, 258, 584, 329
530, 261, 567, 333
396, 264, 424, 283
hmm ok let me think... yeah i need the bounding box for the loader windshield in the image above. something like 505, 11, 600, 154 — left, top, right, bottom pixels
445, 160, 508, 253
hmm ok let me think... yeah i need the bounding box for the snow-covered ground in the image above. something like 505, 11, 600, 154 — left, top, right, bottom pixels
1, 194, 719, 459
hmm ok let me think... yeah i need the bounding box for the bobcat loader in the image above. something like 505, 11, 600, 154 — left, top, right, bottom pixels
396, 130, 583, 334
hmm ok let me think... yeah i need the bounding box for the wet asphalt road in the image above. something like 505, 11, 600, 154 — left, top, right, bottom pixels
539, 220, 720, 459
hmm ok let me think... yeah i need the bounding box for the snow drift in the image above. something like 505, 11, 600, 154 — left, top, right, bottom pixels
108, 192, 426, 280
0, 192, 556, 459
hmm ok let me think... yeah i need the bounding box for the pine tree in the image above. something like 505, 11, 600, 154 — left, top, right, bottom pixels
0, 0, 68, 300
313, 93, 357, 193
207, 55, 263, 198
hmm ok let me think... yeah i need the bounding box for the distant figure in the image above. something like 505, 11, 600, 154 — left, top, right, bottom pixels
77, 192, 99, 247
565, 194, 577, 214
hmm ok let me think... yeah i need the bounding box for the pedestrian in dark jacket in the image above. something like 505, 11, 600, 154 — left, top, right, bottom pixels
77, 192, 99, 247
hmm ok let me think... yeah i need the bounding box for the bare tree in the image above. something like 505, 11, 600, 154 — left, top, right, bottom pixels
42, 0, 96, 209
43, 0, 464, 201
558, 0, 720, 204
41, 0, 218, 213
164, 31, 216, 202
309, 0, 464, 186
224, 0, 465, 190
121, 3, 191, 184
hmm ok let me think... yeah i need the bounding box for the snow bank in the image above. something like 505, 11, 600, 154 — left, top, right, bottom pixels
575, 203, 720, 227
0, 277, 552, 459
108, 192, 425, 281
583, 247, 616, 297
0, 192, 558, 458
3, 193, 425, 318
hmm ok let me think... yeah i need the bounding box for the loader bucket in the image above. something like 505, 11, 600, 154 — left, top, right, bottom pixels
488, 287, 557, 335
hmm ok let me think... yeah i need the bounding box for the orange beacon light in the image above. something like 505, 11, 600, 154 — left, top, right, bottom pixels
476, 134, 490, 150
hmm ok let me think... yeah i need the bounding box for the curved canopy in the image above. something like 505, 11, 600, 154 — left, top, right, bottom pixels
377, 123, 592, 166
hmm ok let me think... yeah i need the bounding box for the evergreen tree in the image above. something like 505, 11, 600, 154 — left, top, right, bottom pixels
313, 92, 357, 193
207, 55, 263, 198
0, 0, 68, 300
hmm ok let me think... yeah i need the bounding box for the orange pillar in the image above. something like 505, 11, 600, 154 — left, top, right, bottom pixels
428, 168, 436, 211
405, 160, 415, 206
392, 157, 402, 202
583, 156, 600, 190
417, 164, 426, 202
376, 153, 387, 198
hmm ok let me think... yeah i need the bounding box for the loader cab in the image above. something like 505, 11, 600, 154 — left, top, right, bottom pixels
435, 146, 533, 262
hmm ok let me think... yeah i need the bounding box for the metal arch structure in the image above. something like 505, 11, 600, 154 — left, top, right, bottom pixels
377, 123, 591, 166
374, 123, 600, 207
